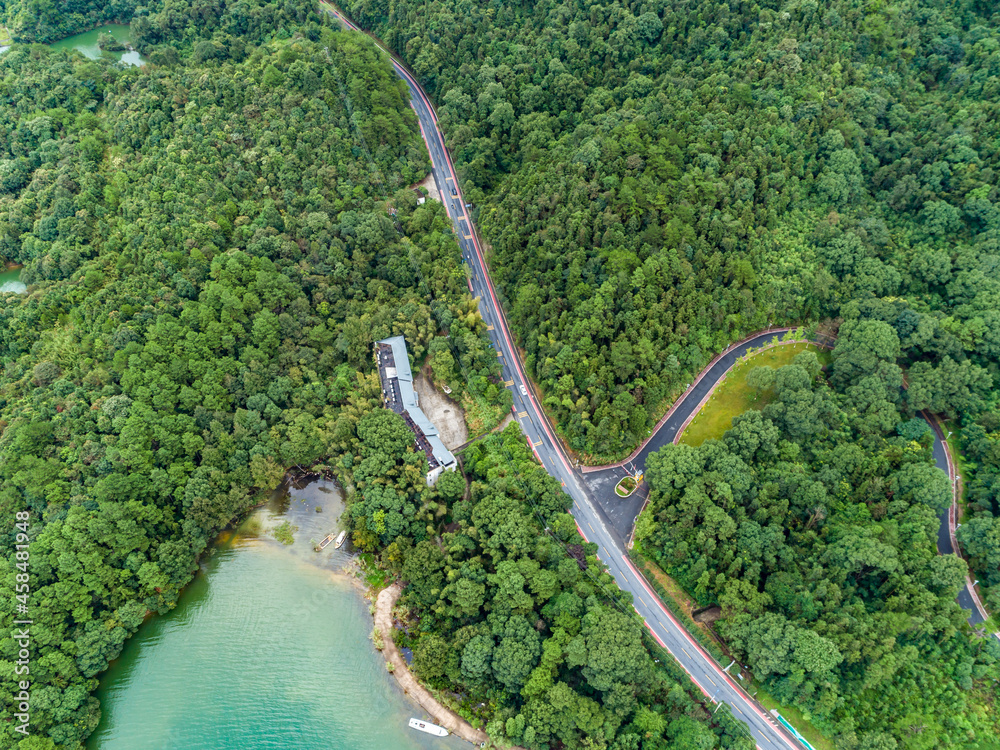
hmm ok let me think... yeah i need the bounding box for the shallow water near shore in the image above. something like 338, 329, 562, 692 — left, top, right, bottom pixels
89, 479, 465, 750
50, 24, 146, 66
0, 267, 26, 294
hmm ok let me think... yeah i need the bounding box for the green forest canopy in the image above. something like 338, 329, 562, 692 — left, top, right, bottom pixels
1, 0, 1000, 749
347, 0, 1000, 462
348, 416, 757, 750
0, 4, 508, 747
340, 3, 1000, 729
636, 325, 1000, 749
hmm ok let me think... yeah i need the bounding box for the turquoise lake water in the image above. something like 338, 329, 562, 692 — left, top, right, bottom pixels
50, 24, 145, 66
0, 267, 26, 294
88, 480, 465, 750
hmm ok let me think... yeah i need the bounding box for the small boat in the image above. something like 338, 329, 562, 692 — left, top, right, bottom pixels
315, 530, 347, 551
408, 718, 449, 737
315, 533, 336, 551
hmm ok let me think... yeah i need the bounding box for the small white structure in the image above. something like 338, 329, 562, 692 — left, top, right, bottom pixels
408, 718, 449, 737
375, 336, 458, 485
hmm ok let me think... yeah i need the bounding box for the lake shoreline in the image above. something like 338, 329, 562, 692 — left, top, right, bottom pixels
49, 19, 134, 46
89, 474, 462, 750
374, 583, 502, 748
48, 23, 146, 67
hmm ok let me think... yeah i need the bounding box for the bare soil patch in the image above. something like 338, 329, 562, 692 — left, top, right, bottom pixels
413, 372, 468, 450
416, 173, 441, 203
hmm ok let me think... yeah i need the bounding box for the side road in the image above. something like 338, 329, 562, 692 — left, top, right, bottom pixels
321, 4, 997, 744
581, 327, 800, 473
323, 8, 827, 746
374, 583, 500, 746
608, 332, 997, 636
924, 414, 997, 638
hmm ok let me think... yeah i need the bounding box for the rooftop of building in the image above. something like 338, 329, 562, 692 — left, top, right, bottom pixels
375, 336, 457, 472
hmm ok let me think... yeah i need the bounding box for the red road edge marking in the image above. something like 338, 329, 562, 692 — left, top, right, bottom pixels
582, 327, 796, 473
385, 51, 577, 481
621, 555, 800, 750
326, 6, 824, 737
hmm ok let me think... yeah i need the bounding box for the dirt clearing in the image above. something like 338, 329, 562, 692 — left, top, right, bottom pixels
413, 372, 468, 450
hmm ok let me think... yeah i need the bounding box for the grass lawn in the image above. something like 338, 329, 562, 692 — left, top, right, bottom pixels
680, 342, 832, 447
615, 475, 638, 496
638, 553, 723, 648
754, 688, 835, 750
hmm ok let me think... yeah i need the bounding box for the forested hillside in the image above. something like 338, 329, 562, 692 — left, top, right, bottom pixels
347, 0, 1000, 460
0, 0, 139, 43
636, 324, 1000, 748
0, 7, 509, 747
0, 0, 316, 44
344, 2, 1000, 715
347, 418, 755, 750
3, 0, 1000, 748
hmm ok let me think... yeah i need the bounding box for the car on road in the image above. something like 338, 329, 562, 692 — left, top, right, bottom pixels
519, 384, 528, 396
451, 186, 457, 196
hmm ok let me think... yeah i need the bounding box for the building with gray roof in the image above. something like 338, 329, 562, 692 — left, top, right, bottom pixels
374, 335, 458, 485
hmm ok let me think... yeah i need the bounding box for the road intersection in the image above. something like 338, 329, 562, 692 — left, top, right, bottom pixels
323, 8, 998, 748
323, 8, 808, 747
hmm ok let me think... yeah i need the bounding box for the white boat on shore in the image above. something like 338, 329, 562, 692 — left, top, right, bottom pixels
408, 718, 449, 737
333, 530, 347, 549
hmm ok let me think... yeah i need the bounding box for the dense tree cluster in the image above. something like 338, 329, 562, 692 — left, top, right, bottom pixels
0, 0, 142, 43
636, 323, 1000, 748
828, 294, 1000, 633
338, 5, 1000, 740
1, 0, 1000, 748
958, 422, 1000, 615
350, 421, 753, 750
0, 0, 319, 46
345, 0, 1000, 460
0, 12, 507, 748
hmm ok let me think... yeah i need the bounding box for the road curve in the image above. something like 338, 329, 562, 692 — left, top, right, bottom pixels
578, 332, 994, 633
322, 6, 806, 748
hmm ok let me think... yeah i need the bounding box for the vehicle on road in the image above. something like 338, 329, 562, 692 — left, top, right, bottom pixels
519, 384, 527, 396
450, 186, 457, 196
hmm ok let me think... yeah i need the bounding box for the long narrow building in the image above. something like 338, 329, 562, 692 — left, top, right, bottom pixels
374, 336, 458, 485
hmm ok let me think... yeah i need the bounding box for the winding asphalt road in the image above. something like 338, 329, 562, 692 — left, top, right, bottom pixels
323, 8, 807, 748
323, 8, 998, 748
581, 338, 992, 630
